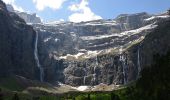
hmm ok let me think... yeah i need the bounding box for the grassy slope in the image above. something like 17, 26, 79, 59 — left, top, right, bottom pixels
0, 76, 60, 100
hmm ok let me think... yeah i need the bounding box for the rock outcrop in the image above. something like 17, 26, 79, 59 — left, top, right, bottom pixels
1, 0, 170, 86
16, 12, 41, 24
6, 4, 41, 24
139, 18, 170, 68
32, 11, 170, 86
0, 0, 37, 80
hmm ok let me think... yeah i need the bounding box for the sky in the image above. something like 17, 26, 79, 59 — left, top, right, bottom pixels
2, 0, 170, 22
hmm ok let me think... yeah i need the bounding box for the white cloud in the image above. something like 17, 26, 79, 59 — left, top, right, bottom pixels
68, 0, 102, 23
13, 4, 24, 12
2, 0, 24, 12
59, 19, 64, 21
2, 0, 14, 4
33, 0, 67, 11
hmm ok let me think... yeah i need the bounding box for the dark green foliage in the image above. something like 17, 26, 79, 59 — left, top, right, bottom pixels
87, 94, 90, 100
12, 93, 20, 100
32, 96, 40, 100
136, 51, 170, 100
0, 88, 3, 100
0, 77, 24, 91
72, 97, 76, 100
116, 51, 170, 100
110, 93, 119, 100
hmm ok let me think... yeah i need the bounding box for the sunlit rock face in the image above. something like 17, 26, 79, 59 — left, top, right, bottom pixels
33, 12, 152, 59
16, 12, 41, 24
31, 11, 170, 86
6, 4, 41, 24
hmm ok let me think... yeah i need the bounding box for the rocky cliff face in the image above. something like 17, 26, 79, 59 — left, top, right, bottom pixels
16, 12, 41, 24
139, 18, 170, 68
0, 0, 37, 79
33, 12, 152, 58
6, 4, 41, 24
1, 0, 170, 86
32, 11, 170, 86
6, 4, 14, 12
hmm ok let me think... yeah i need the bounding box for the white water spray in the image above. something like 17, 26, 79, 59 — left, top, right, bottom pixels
119, 46, 127, 84
83, 62, 87, 85
120, 24, 123, 31
124, 24, 128, 31
95, 56, 98, 66
93, 56, 98, 83
83, 76, 87, 85
120, 55, 127, 84
93, 61, 97, 82
123, 16, 129, 31
111, 57, 113, 66
93, 74, 96, 82
34, 32, 44, 82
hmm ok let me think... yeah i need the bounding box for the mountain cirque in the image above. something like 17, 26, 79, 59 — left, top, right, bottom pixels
0, 0, 170, 90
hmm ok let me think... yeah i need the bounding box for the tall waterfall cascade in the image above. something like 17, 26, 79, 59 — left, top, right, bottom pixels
119, 47, 127, 84
123, 17, 129, 31
120, 55, 127, 84
34, 32, 44, 82
92, 56, 98, 84
83, 62, 87, 85
83, 76, 87, 85
137, 45, 141, 78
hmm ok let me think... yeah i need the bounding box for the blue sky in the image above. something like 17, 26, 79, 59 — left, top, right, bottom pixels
2, 0, 170, 22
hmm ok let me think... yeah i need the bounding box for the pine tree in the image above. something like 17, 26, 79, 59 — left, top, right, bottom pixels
87, 94, 90, 100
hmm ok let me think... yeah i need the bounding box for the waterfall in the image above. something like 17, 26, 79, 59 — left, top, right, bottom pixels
83, 76, 86, 85
120, 24, 123, 31
111, 57, 113, 66
120, 55, 127, 84
124, 23, 128, 31
124, 16, 129, 31
119, 46, 127, 84
83, 62, 87, 85
137, 46, 141, 77
93, 56, 98, 84
93, 74, 96, 82
95, 56, 98, 66
93, 65, 97, 82
34, 32, 44, 82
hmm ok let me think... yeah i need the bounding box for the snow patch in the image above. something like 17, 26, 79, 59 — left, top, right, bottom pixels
54, 38, 60, 42
80, 34, 122, 40
73, 86, 89, 91
45, 20, 65, 25
84, 22, 117, 26
84, 50, 102, 58
144, 15, 170, 21
81, 24, 157, 41
59, 52, 85, 59
44, 37, 51, 42
120, 24, 158, 36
